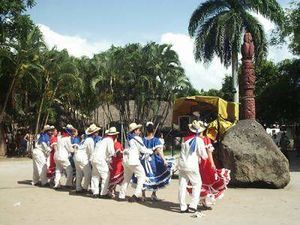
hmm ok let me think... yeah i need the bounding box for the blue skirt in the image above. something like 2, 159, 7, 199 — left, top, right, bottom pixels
133, 154, 172, 190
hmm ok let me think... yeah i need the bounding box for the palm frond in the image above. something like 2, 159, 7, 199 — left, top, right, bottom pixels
189, 0, 229, 36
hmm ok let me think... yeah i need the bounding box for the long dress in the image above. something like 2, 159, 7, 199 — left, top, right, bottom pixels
187, 136, 231, 206
133, 136, 172, 190
109, 141, 124, 189
47, 136, 57, 179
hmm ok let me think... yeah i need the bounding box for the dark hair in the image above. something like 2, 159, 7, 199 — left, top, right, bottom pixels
146, 123, 155, 133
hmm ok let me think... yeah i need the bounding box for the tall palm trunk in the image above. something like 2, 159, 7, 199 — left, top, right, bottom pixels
43, 112, 50, 127
232, 51, 239, 103
35, 79, 50, 135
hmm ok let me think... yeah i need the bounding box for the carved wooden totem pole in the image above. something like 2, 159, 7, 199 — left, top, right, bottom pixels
241, 32, 256, 119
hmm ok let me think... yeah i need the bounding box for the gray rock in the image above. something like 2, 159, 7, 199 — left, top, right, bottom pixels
219, 119, 290, 188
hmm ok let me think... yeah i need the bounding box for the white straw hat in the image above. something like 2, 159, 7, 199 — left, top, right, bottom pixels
128, 122, 143, 132
106, 127, 119, 136
85, 124, 101, 135
42, 125, 55, 132
188, 120, 206, 133
63, 124, 76, 131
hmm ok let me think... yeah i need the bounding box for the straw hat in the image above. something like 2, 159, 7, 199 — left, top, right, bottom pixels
85, 123, 101, 135
63, 124, 76, 131
129, 122, 143, 132
106, 127, 119, 136
188, 120, 206, 133
42, 125, 55, 132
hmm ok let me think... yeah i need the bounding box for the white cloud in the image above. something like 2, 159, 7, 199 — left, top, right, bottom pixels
160, 33, 229, 90
252, 13, 295, 63
38, 21, 295, 91
160, 14, 296, 91
38, 24, 112, 57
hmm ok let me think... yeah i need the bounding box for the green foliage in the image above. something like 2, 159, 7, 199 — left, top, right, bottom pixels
271, 1, 300, 55
89, 42, 194, 125
256, 59, 300, 125
200, 75, 233, 101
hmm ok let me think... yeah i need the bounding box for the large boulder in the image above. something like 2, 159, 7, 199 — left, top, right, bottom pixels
219, 119, 290, 188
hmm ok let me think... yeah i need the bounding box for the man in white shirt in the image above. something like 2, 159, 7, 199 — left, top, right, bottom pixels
118, 123, 153, 202
90, 126, 117, 198
54, 124, 76, 189
73, 124, 100, 193
178, 120, 208, 213
32, 125, 55, 186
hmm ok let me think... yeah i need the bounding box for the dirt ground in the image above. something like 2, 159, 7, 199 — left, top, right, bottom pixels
0, 157, 299, 225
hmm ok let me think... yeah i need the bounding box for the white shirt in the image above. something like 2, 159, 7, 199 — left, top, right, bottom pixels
123, 136, 153, 166
54, 136, 74, 161
91, 137, 115, 164
35, 142, 51, 155
73, 142, 89, 166
81, 137, 95, 161
178, 136, 208, 171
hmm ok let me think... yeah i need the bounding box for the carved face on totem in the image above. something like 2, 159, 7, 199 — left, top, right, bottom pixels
244, 32, 253, 43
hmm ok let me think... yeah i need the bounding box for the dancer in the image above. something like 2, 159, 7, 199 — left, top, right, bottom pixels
72, 124, 100, 193
118, 123, 153, 202
187, 122, 231, 209
199, 133, 230, 208
47, 129, 58, 181
70, 129, 80, 177
53, 124, 76, 189
178, 120, 207, 213
139, 122, 171, 201
84, 124, 101, 161
90, 127, 117, 198
108, 139, 124, 197
73, 134, 91, 193
32, 125, 55, 186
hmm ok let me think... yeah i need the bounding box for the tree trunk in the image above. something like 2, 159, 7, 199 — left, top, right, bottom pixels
35, 80, 50, 135
0, 71, 18, 124
44, 112, 50, 127
0, 124, 7, 156
232, 51, 239, 103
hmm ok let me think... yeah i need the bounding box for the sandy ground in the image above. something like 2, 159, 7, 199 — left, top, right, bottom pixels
0, 158, 299, 225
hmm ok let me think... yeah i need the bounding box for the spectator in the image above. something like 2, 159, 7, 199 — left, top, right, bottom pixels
279, 132, 290, 161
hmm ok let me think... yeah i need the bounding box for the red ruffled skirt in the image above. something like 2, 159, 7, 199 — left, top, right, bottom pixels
188, 159, 230, 205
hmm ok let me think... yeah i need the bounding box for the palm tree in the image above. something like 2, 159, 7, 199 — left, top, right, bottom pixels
0, 25, 45, 124
188, 0, 284, 103
34, 48, 80, 135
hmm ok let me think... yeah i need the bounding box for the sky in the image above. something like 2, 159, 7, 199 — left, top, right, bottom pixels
28, 0, 296, 91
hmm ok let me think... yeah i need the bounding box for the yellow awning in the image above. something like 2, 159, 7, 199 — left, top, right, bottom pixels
172, 96, 239, 140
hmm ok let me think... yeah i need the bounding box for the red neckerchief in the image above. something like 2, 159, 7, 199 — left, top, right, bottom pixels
184, 131, 196, 142
62, 132, 70, 137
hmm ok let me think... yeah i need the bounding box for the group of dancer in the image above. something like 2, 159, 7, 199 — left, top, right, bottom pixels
31, 120, 230, 213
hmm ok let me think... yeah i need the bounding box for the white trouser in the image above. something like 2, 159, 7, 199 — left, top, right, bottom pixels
75, 161, 91, 191
178, 170, 201, 211
54, 159, 73, 187
119, 163, 145, 199
32, 149, 48, 185
91, 161, 110, 195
